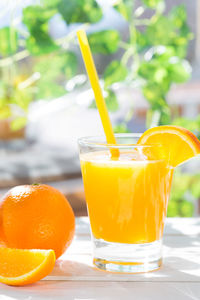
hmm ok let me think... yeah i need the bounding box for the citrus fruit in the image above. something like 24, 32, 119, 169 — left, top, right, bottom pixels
0, 204, 6, 247
138, 125, 200, 167
0, 247, 55, 286
0, 184, 75, 258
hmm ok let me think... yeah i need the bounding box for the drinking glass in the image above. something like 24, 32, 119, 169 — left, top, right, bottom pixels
78, 134, 173, 273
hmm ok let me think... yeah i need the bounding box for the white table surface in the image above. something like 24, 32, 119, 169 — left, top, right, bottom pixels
1, 217, 200, 300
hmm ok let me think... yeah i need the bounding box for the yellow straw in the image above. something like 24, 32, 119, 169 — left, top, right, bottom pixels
77, 29, 119, 158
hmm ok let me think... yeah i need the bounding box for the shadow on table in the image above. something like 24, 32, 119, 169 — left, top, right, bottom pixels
164, 234, 200, 249
151, 256, 200, 281
48, 254, 200, 283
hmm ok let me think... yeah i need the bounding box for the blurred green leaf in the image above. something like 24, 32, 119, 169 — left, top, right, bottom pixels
136, 30, 149, 52
0, 82, 7, 99
23, 6, 56, 26
88, 30, 120, 54
43, 0, 60, 8
11, 117, 27, 131
36, 82, 66, 100
103, 61, 127, 87
114, 0, 133, 21
143, 5, 193, 67
170, 4, 186, 29
26, 33, 58, 56
138, 60, 168, 84
150, 46, 176, 61
168, 170, 195, 217
142, 0, 163, 9
146, 16, 174, 45
138, 42, 191, 125
35, 52, 77, 79
167, 200, 179, 217
64, 52, 78, 79
105, 89, 119, 112
11, 88, 32, 111
142, 82, 169, 105
34, 52, 77, 99
167, 59, 191, 83
172, 117, 200, 139
0, 105, 12, 120
159, 107, 171, 125
58, 0, 102, 24
179, 201, 194, 217
171, 171, 191, 199
0, 27, 18, 56
23, 6, 58, 55
114, 122, 130, 133
191, 178, 200, 199
0, 81, 33, 118
172, 45, 187, 59
147, 106, 171, 126
180, 23, 193, 40
35, 55, 63, 78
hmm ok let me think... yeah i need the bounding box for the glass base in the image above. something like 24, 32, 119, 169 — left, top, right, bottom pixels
93, 237, 162, 273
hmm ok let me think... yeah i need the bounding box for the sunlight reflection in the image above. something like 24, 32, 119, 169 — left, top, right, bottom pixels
181, 269, 200, 277
192, 241, 200, 246
143, 272, 168, 278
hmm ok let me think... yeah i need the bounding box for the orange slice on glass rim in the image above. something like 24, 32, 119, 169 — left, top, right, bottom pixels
138, 125, 200, 167
0, 248, 55, 286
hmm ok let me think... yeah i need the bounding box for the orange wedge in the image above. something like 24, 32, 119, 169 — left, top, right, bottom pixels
0, 248, 55, 286
138, 125, 200, 167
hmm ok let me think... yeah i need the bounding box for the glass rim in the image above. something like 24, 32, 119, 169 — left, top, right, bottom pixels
78, 133, 161, 149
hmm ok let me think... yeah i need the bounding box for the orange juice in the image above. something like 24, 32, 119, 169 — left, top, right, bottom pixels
81, 150, 173, 244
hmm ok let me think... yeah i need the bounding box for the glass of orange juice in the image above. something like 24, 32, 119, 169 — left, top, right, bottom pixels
78, 133, 173, 273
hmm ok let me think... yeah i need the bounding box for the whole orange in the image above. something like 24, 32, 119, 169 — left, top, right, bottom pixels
0, 184, 75, 258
